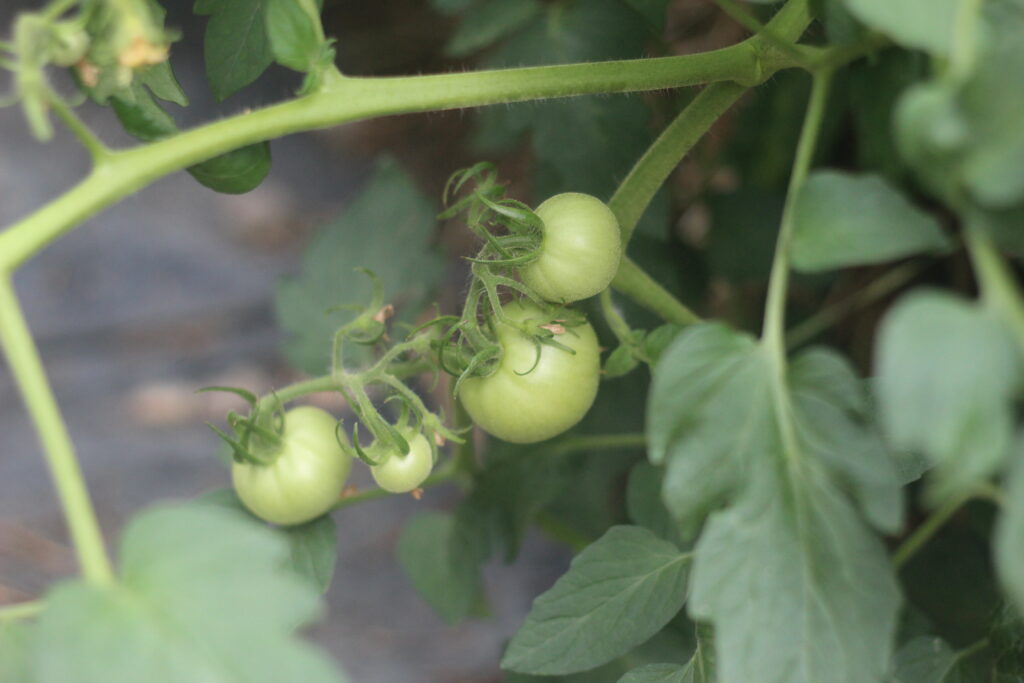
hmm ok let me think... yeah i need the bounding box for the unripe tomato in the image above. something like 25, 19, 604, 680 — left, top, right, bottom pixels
459, 301, 601, 443
232, 406, 352, 526
519, 193, 622, 303
369, 431, 434, 493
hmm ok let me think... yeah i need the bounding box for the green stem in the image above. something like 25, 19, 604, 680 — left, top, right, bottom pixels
610, 82, 746, 242
599, 289, 635, 344
0, 39, 795, 271
611, 257, 701, 325
964, 220, 1024, 352
0, 600, 43, 622
0, 277, 114, 585
714, 0, 816, 68
893, 490, 974, 569
47, 93, 111, 163
550, 432, 647, 455
785, 260, 926, 349
762, 70, 832, 355
535, 513, 594, 553
331, 458, 461, 512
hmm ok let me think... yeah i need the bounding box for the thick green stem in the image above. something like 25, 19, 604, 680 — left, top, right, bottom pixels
0, 277, 114, 585
609, 82, 746, 241
0, 12, 812, 271
611, 257, 701, 325
965, 220, 1024, 352
893, 490, 974, 569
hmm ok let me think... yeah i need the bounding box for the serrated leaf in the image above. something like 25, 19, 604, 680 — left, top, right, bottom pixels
875, 290, 1023, 500
397, 513, 482, 624
445, 0, 541, 57
266, 0, 322, 72
840, 0, 958, 56
28, 504, 345, 683
890, 636, 969, 683
274, 158, 444, 375
195, 488, 337, 593
649, 324, 901, 682
194, 0, 274, 100
502, 526, 691, 675
791, 171, 950, 272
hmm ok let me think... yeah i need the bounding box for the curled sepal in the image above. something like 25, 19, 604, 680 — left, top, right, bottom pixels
196, 385, 259, 408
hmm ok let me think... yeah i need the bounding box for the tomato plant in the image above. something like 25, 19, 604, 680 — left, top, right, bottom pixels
231, 405, 353, 526
459, 301, 601, 444
3, 0, 1024, 681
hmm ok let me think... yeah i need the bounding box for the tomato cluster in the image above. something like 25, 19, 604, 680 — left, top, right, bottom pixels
460, 192, 620, 444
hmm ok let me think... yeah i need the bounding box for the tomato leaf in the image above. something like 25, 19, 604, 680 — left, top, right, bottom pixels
444, 0, 542, 57
648, 324, 902, 682
790, 171, 950, 272
397, 512, 483, 624
193, 0, 274, 100
274, 158, 445, 375
876, 290, 1023, 500
995, 437, 1024, 617
625, 462, 685, 547
27, 504, 345, 682
617, 663, 690, 683
265, 0, 323, 72
889, 636, 973, 683
195, 488, 338, 593
839, 0, 958, 56
501, 526, 691, 676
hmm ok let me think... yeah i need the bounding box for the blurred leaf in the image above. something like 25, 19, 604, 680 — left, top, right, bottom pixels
621, 0, 672, 32
649, 324, 900, 682
137, 62, 188, 107
194, 0, 274, 100
840, 0, 957, 56
196, 488, 338, 593
626, 461, 684, 547
430, 0, 476, 15
29, 504, 344, 682
445, 0, 542, 57
643, 324, 684, 364
274, 158, 444, 375
790, 171, 950, 272
995, 437, 1024, 619
397, 512, 483, 624
502, 526, 691, 675
890, 636, 969, 682
0, 621, 29, 683
875, 290, 1023, 500
618, 663, 689, 683
706, 188, 784, 283
266, 0, 322, 72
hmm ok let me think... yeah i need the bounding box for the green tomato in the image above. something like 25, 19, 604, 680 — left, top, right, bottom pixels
459, 301, 601, 444
232, 406, 352, 526
519, 192, 623, 303
369, 431, 434, 493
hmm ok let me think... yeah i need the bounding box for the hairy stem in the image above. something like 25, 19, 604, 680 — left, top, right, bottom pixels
0, 278, 114, 584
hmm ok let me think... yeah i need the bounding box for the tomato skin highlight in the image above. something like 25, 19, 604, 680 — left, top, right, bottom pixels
519, 192, 623, 303
232, 406, 352, 526
369, 432, 434, 493
459, 301, 601, 444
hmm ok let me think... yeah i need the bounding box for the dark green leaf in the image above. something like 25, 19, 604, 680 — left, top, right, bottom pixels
445, 0, 542, 57
840, 0, 958, 55
187, 142, 273, 195
29, 504, 344, 682
875, 290, 1023, 500
791, 171, 950, 272
274, 158, 444, 375
266, 0, 322, 72
397, 513, 482, 624
194, 0, 274, 100
502, 526, 691, 675
137, 62, 189, 107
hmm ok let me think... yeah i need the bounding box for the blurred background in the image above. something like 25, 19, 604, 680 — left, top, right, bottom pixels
2, 0, 994, 680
